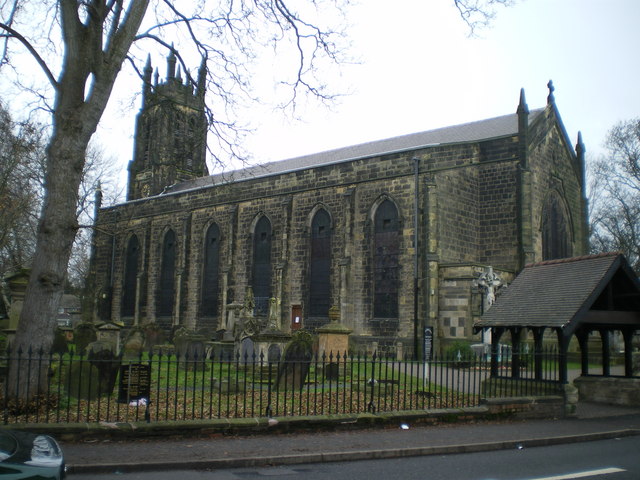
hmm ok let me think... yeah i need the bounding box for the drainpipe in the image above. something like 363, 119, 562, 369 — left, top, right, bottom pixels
413, 157, 420, 359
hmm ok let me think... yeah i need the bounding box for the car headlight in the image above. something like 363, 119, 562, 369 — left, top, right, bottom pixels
25, 435, 63, 467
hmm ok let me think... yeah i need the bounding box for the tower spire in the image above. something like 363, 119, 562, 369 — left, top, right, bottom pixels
142, 54, 152, 104
517, 88, 529, 115
197, 55, 207, 99
167, 45, 176, 81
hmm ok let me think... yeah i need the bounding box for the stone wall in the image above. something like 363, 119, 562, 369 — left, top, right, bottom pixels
482, 396, 566, 420
573, 376, 640, 407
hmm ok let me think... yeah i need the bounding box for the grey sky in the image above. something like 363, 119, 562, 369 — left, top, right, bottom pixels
94, 0, 639, 181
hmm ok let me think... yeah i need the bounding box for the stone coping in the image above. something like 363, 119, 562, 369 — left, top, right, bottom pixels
3, 396, 565, 442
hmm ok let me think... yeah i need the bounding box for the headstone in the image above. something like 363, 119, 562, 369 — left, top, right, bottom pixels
268, 344, 281, 362
86, 340, 120, 397
277, 330, 313, 389
65, 361, 101, 400
324, 362, 340, 381
122, 328, 145, 361
74, 322, 98, 355
240, 337, 255, 363
173, 328, 207, 370
51, 328, 69, 356
97, 322, 121, 354
142, 322, 165, 350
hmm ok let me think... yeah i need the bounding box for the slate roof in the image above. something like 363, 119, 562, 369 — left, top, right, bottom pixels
166, 108, 545, 194
475, 253, 640, 333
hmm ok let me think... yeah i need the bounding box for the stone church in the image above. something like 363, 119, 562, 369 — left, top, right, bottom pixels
89, 53, 589, 358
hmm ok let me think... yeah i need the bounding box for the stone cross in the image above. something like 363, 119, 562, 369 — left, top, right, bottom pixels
473, 267, 503, 312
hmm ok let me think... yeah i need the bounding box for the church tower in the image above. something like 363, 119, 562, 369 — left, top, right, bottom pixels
127, 51, 208, 200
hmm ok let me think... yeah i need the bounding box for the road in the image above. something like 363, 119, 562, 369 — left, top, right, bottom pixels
68, 435, 640, 479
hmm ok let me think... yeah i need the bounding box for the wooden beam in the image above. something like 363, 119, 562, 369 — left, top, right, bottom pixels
582, 310, 640, 326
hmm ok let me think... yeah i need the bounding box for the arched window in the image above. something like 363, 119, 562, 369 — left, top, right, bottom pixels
121, 235, 139, 317
542, 193, 572, 261
252, 216, 272, 315
309, 209, 331, 317
157, 229, 176, 317
200, 223, 221, 317
373, 200, 400, 318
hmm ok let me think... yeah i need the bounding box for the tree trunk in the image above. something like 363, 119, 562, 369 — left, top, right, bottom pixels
6, 0, 151, 402
8, 120, 91, 399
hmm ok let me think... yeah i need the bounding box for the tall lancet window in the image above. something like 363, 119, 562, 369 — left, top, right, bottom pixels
309, 209, 331, 318
157, 229, 176, 317
542, 192, 572, 261
373, 200, 400, 318
252, 216, 272, 316
200, 223, 221, 317
121, 235, 139, 317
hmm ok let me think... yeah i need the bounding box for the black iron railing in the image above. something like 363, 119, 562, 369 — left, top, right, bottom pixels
0, 347, 562, 425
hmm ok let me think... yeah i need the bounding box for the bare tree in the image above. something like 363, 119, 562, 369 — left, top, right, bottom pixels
0, 0, 354, 401
454, 0, 513, 35
0, 101, 118, 303
0, 102, 44, 277
0, 0, 509, 401
589, 118, 640, 272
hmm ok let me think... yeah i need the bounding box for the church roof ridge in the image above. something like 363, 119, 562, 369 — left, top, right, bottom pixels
524, 252, 621, 269
166, 107, 545, 195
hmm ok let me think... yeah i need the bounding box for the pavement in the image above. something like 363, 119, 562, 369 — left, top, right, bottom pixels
59, 402, 640, 475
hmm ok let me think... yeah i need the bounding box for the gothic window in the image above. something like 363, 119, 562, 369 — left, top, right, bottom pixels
542, 192, 572, 261
200, 223, 221, 317
143, 121, 152, 166
156, 229, 176, 317
185, 118, 197, 170
173, 112, 185, 159
121, 235, 139, 317
309, 209, 331, 317
252, 216, 272, 316
373, 200, 400, 318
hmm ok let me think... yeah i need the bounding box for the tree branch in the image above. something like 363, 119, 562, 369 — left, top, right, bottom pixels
0, 21, 58, 88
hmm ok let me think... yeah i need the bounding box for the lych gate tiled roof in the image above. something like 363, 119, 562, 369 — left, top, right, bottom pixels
167, 108, 545, 194
475, 253, 640, 333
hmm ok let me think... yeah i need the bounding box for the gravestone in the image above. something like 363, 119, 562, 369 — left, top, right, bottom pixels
324, 362, 340, 381
86, 340, 120, 397
268, 344, 282, 362
51, 328, 69, 356
74, 322, 97, 355
142, 322, 165, 350
65, 362, 101, 400
173, 328, 207, 370
97, 322, 121, 354
122, 328, 145, 361
277, 330, 313, 390
240, 337, 255, 363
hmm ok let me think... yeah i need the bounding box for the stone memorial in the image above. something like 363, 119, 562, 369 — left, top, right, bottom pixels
97, 321, 121, 354
2, 268, 30, 341
317, 306, 352, 381
122, 327, 145, 361
278, 330, 313, 389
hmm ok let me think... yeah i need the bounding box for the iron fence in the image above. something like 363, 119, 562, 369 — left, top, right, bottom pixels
0, 347, 562, 425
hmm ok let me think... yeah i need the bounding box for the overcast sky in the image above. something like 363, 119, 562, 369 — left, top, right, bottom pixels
98, 0, 640, 185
